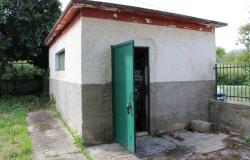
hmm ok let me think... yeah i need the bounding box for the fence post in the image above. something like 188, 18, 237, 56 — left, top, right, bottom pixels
215, 64, 217, 100
0, 62, 2, 96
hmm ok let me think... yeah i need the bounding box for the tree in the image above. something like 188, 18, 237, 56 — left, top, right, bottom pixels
0, 0, 61, 69
216, 47, 226, 58
238, 23, 250, 51
238, 50, 250, 63
216, 47, 226, 62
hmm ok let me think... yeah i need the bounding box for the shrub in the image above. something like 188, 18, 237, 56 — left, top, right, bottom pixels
0, 61, 46, 80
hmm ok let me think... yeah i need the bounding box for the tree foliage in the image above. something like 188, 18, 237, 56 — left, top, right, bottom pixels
0, 0, 61, 69
238, 50, 250, 63
216, 47, 226, 62
238, 23, 250, 51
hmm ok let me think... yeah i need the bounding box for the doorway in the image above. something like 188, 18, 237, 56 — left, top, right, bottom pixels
134, 47, 149, 136
112, 41, 150, 153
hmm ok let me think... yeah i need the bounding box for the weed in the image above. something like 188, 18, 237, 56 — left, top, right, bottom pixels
50, 101, 93, 160
240, 135, 250, 144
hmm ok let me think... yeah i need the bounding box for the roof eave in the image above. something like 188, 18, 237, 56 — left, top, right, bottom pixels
44, 0, 227, 46
44, 0, 74, 46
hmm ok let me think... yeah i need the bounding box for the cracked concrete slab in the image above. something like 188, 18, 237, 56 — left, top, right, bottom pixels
136, 136, 183, 157
87, 135, 193, 160
164, 130, 228, 153
27, 110, 86, 160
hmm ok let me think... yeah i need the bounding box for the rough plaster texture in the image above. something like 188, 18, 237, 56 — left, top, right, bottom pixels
210, 100, 250, 133
82, 83, 113, 144
80, 80, 214, 143
49, 79, 83, 135
150, 81, 215, 134
81, 17, 216, 84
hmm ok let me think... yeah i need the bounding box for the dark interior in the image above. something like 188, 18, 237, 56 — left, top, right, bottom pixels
134, 47, 149, 133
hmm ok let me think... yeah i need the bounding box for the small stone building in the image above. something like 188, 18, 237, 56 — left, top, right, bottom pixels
45, 0, 226, 152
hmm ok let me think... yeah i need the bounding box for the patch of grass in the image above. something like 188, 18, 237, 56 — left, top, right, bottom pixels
0, 95, 49, 160
218, 85, 250, 104
50, 102, 93, 160
225, 142, 241, 150
240, 135, 250, 144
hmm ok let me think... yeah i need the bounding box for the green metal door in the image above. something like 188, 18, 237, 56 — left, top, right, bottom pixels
112, 40, 135, 153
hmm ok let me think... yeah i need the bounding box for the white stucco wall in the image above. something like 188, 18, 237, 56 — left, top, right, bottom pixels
81, 17, 216, 84
49, 17, 83, 84
49, 18, 83, 135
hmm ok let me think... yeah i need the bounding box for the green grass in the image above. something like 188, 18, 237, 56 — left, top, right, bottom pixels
218, 85, 250, 103
240, 135, 250, 144
50, 102, 93, 160
0, 95, 49, 160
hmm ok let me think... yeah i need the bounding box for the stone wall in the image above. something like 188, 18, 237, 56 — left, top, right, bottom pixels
0, 78, 43, 95
210, 100, 250, 133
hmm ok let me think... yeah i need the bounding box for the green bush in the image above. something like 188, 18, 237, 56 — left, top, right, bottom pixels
0, 61, 46, 80
217, 65, 250, 85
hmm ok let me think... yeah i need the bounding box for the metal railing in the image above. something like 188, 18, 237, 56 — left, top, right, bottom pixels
0, 61, 44, 80
215, 63, 250, 103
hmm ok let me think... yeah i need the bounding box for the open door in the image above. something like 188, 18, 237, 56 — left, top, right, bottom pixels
112, 40, 136, 153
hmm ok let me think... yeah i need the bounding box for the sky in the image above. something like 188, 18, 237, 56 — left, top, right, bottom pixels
60, 0, 250, 52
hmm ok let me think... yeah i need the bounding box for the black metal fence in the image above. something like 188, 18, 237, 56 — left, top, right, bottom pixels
215, 63, 250, 103
0, 61, 45, 79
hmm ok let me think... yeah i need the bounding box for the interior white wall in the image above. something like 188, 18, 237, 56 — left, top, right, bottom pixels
49, 17, 82, 84
81, 17, 216, 84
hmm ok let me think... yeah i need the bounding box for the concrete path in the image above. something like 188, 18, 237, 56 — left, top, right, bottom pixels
27, 110, 86, 160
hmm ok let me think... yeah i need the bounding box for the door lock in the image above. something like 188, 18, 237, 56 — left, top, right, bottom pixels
127, 103, 131, 114
126, 92, 134, 114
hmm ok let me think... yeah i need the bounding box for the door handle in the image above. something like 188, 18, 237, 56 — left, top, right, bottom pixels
126, 102, 131, 114
126, 92, 134, 114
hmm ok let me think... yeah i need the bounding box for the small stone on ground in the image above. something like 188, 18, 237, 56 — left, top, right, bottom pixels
190, 120, 211, 133
27, 110, 86, 160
